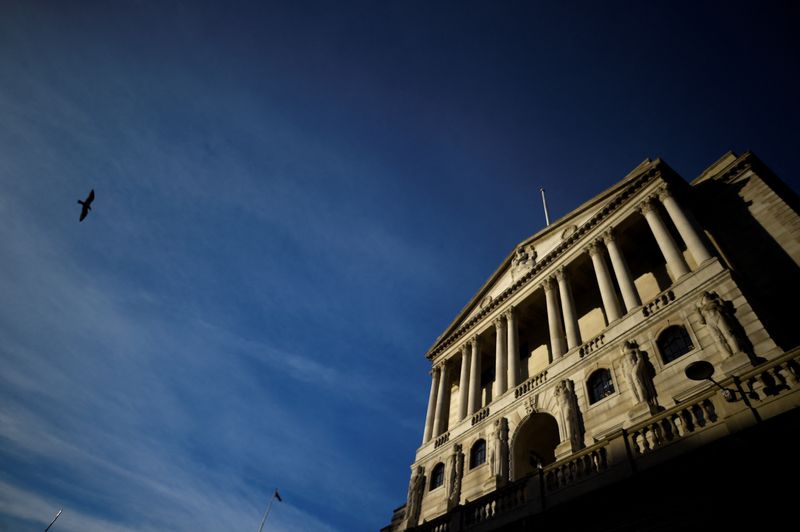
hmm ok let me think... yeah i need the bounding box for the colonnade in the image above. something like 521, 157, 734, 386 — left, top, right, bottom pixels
422, 184, 711, 443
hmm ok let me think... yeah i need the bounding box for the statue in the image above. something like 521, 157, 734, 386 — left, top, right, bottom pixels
490, 417, 510, 482
697, 291, 744, 357
405, 466, 425, 528
555, 379, 584, 450
622, 340, 659, 412
447, 444, 464, 509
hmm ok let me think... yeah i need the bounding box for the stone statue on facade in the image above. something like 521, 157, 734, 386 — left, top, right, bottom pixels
447, 444, 464, 510
490, 417, 510, 483
511, 244, 537, 281
622, 340, 659, 412
555, 379, 584, 451
405, 465, 425, 528
696, 291, 744, 357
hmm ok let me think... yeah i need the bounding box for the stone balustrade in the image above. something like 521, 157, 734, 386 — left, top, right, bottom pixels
471, 406, 490, 426
514, 370, 548, 399
578, 333, 605, 358
641, 289, 675, 317
434, 432, 450, 449
462, 478, 527, 528
544, 442, 609, 492
627, 396, 719, 456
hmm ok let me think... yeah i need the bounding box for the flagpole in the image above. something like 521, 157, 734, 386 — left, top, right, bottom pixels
256, 492, 276, 532
44, 508, 62, 532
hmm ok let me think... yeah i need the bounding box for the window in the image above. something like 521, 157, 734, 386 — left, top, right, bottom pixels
430, 463, 444, 490
470, 439, 486, 469
658, 325, 694, 364
587, 369, 615, 404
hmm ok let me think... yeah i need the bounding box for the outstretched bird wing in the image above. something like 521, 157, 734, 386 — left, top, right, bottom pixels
86, 189, 95, 205
79, 204, 89, 221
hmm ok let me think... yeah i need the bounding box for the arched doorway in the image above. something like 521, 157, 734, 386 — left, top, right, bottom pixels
511, 412, 560, 480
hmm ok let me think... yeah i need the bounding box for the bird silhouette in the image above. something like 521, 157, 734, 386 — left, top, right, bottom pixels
78, 189, 95, 222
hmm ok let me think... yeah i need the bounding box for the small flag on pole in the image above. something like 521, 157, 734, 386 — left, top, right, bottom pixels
274, 489, 282, 502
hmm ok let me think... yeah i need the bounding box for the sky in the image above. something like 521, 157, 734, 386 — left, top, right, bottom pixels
0, 1, 798, 531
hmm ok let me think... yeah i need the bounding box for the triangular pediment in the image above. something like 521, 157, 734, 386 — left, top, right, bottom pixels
427, 158, 656, 357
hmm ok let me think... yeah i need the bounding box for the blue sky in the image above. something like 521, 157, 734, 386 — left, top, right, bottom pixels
0, 1, 798, 531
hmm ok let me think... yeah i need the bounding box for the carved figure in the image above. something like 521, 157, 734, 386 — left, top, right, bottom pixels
555, 379, 584, 450
490, 417, 510, 481
622, 340, 659, 411
697, 291, 743, 357
405, 466, 425, 527
511, 245, 537, 280
447, 444, 464, 509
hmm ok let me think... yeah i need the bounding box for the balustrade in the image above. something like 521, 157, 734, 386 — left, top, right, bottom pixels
463, 479, 527, 528
544, 445, 608, 492
434, 432, 450, 449
641, 289, 675, 317
471, 406, 490, 426
579, 334, 605, 358
628, 397, 718, 456
514, 370, 547, 399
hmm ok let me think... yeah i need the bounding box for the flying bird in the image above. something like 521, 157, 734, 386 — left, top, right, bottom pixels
78, 189, 95, 221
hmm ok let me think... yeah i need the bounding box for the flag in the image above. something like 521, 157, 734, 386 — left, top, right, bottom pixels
274, 489, 282, 502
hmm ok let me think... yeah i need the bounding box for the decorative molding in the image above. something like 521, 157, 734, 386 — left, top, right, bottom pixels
426, 163, 663, 359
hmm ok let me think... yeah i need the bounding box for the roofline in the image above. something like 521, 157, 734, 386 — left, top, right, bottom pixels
426, 157, 665, 358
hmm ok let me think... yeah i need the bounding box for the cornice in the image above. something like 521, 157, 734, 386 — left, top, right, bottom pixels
427, 162, 666, 360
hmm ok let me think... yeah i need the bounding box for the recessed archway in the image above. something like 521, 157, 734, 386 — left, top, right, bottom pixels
510, 412, 561, 480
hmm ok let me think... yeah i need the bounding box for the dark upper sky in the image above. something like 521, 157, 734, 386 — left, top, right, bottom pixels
1, 1, 798, 531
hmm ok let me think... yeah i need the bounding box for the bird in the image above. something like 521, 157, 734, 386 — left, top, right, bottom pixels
78, 189, 95, 221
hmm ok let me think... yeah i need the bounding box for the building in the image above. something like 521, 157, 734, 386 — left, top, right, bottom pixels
383, 151, 800, 531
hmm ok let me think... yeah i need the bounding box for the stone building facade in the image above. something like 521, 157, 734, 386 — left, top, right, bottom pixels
383, 151, 800, 531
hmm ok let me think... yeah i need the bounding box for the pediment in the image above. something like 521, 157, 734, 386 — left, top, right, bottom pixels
428, 158, 657, 356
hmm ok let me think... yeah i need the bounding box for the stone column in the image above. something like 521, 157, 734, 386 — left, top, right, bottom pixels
544, 276, 565, 359
457, 344, 470, 421
587, 241, 622, 323
423, 366, 440, 443
467, 337, 481, 415
556, 267, 581, 350
603, 228, 641, 312
494, 317, 507, 398
432, 360, 450, 437
505, 306, 519, 389
657, 185, 713, 266
639, 198, 690, 280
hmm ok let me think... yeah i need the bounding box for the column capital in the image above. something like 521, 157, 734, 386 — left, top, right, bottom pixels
460, 343, 470, 355
601, 227, 616, 244
656, 183, 673, 201
469, 335, 479, 347
543, 276, 556, 292
493, 316, 507, 330
586, 239, 604, 257
555, 266, 567, 282
638, 196, 658, 215
503, 304, 516, 320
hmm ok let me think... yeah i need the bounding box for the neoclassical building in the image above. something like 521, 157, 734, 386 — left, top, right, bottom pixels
383, 151, 800, 531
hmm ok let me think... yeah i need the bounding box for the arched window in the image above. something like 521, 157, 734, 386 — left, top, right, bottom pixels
470, 439, 486, 469
658, 325, 694, 364
587, 369, 615, 404
430, 463, 444, 490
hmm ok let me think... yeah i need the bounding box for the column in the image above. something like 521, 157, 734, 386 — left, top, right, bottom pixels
457, 344, 470, 421
494, 317, 507, 398
603, 228, 641, 312
506, 306, 519, 389
544, 276, 565, 359
422, 366, 440, 443
432, 360, 450, 437
639, 197, 690, 280
587, 241, 622, 323
467, 337, 481, 415
556, 267, 581, 349
657, 185, 713, 266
